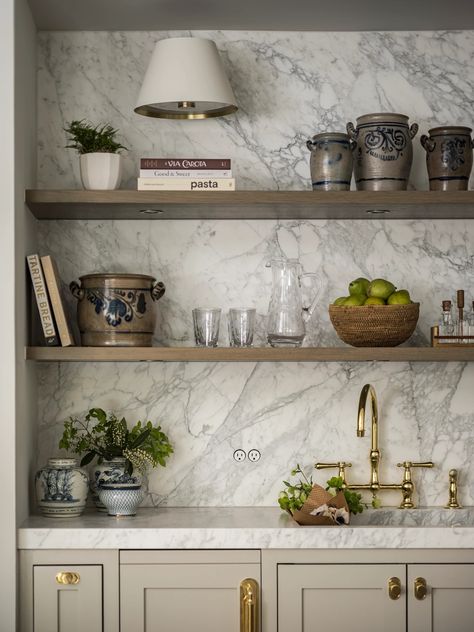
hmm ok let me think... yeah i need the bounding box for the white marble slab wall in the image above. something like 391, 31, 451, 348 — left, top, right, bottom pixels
36, 30, 474, 508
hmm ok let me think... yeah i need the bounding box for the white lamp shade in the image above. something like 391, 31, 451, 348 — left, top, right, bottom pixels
135, 37, 238, 119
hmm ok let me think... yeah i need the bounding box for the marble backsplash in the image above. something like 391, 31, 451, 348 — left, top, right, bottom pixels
35, 29, 474, 508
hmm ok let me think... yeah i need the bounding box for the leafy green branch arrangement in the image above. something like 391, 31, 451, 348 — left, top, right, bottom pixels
64, 120, 127, 154
59, 407, 173, 475
278, 464, 365, 515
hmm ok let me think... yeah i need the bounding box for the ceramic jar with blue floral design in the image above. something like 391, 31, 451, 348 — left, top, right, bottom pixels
306, 132, 354, 191
35, 458, 89, 518
98, 482, 144, 517
347, 113, 419, 191
421, 126, 473, 191
69, 273, 165, 347
91, 457, 141, 512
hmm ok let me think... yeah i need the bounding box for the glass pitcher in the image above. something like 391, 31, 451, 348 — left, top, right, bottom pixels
266, 258, 322, 347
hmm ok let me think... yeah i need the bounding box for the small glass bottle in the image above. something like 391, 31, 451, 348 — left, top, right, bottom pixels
439, 300, 455, 343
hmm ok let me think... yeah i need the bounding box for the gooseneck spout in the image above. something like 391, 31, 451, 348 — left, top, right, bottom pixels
356, 384, 380, 490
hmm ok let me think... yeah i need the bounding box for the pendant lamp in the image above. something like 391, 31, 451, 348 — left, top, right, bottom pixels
135, 37, 238, 120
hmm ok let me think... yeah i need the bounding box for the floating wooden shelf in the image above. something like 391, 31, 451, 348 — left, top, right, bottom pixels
25, 190, 474, 220
25, 346, 474, 362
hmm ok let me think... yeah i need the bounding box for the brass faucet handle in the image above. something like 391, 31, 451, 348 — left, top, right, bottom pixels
396, 461, 434, 509
397, 461, 434, 469
315, 461, 352, 485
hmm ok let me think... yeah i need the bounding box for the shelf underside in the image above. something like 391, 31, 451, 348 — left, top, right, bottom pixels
26, 346, 474, 362
25, 190, 474, 220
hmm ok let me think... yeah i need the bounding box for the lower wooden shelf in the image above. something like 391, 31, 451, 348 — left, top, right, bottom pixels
25, 346, 474, 362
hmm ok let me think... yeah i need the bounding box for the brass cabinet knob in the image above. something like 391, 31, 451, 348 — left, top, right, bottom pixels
414, 577, 427, 600
388, 576, 402, 600
240, 578, 259, 632
56, 571, 80, 585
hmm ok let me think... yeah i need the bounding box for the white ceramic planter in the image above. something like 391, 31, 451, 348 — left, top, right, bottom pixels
79, 152, 122, 190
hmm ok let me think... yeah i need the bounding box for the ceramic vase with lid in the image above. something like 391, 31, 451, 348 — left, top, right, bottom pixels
91, 457, 141, 512
98, 482, 144, 517
420, 126, 473, 190
306, 132, 354, 190
347, 113, 419, 190
35, 457, 89, 518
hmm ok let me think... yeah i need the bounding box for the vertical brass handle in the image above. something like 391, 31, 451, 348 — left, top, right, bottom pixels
414, 577, 427, 600
56, 571, 80, 585
240, 578, 260, 632
388, 577, 401, 600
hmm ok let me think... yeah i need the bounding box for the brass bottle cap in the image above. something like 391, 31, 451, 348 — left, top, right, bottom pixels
442, 300, 452, 310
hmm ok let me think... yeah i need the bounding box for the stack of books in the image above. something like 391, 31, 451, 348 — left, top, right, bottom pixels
27, 254, 75, 347
137, 158, 235, 191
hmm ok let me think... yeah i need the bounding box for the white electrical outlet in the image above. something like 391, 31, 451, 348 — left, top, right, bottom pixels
248, 449, 261, 462
233, 449, 246, 462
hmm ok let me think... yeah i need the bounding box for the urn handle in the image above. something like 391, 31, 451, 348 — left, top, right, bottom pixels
420, 134, 436, 152
471, 135, 474, 149
346, 121, 358, 141
151, 281, 166, 302
306, 139, 315, 151
69, 280, 84, 300
409, 122, 419, 139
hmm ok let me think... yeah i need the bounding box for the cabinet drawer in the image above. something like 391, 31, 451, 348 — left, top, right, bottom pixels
33, 565, 103, 632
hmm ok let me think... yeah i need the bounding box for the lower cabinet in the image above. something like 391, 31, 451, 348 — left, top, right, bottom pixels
19, 549, 119, 632
120, 550, 261, 632
262, 551, 474, 632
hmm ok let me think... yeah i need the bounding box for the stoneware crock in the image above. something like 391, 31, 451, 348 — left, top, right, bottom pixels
420, 126, 473, 191
306, 132, 354, 190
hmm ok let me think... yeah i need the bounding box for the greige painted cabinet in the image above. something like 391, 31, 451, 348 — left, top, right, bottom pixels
278, 563, 406, 632
407, 564, 474, 632
19, 549, 119, 632
120, 550, 261, 632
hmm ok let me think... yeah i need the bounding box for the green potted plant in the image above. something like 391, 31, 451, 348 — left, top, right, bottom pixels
59, 407, 173, 513
64, 119, 127, 190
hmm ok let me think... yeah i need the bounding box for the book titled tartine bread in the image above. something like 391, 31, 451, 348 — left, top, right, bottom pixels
137, 177, 235, 191
41, 255, 75, 347
26, 254, 58, 346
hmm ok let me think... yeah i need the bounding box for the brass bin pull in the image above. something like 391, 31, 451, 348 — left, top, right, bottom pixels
240, 578, 260, 632
414, 577, 427, 600
388, 577, 401, 600
56, 571, 81, 585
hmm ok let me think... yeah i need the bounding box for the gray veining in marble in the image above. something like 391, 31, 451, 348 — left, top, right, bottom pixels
34, 30, 474, 511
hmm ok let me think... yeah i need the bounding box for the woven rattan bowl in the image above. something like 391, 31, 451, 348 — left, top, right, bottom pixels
329, 303, 420, 347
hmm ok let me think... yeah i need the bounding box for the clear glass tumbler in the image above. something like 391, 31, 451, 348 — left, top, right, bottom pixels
192, 308, 221, 347
228, 308, 256, 347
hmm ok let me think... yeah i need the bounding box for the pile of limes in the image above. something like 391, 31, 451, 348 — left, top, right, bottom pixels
333, 278, 412, 306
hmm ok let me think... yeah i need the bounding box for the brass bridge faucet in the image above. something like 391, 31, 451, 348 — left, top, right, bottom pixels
316, 384, 434, 509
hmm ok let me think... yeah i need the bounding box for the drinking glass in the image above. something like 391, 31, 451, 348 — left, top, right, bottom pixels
192, 308, 221, 347
228, 308, 256, 347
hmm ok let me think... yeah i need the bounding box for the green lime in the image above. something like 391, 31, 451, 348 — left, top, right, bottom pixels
364, 297, 386, 305
349, 277, 370, 296
343, 294, 366, 306
333, 296, 348, 306
387, 290, 411, 305
368, 278, 396, 300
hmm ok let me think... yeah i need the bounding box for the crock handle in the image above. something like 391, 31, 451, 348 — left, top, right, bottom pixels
306, 139, 315, 151
409, 122, 419, 139
420, 134, 435, 152
151, 281, 166, 302
346, 121, 358, 141
471, 136, 474, 149
69, 280, 84, 300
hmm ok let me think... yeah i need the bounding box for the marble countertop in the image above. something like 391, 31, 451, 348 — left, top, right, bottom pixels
18, 507, 474, 550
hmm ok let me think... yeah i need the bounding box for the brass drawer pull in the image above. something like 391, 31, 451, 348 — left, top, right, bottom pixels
240, 578, 259, 632
388, 577, 401, 600
414, 577, 427, 600
56, 571, 80, 585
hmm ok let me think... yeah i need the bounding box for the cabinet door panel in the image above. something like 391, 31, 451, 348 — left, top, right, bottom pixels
278, 564, 406, 632
33, 565, 103, 632
408, 564, 474, 632
121, 562, 260, 632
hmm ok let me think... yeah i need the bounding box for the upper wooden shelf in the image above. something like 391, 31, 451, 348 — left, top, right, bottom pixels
25, 190, 474, 221
25, 346, 474, 362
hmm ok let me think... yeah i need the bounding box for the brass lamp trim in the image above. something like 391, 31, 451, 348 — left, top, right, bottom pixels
134, 103, 238, 120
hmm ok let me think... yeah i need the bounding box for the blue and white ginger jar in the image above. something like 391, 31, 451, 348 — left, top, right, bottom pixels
35, 458, 89, 518
91, 457, 141, 512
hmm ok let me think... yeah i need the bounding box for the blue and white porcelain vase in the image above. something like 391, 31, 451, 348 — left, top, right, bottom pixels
91, 457, 141, 512
98, 482, 144, 517
35, 458, 89, 518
